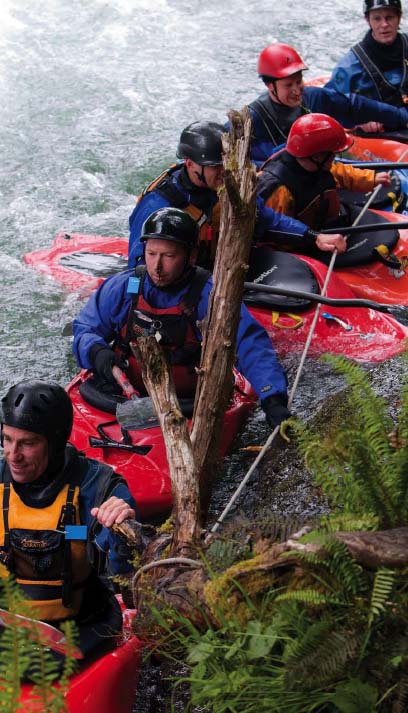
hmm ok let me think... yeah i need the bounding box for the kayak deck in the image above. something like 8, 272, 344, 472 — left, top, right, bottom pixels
246, 250, 408, 363
67, 369, 257, 520
24, 230, 408, 363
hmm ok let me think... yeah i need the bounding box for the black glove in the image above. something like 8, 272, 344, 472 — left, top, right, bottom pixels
89, 344, 127, 385
261, 394, 291, 429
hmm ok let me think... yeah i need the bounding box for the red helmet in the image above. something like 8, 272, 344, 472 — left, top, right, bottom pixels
286, 114, 354, 158
258, 43, 308, 80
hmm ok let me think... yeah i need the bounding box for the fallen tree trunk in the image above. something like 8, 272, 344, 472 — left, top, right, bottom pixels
190, 107, 257, 518
129, 338, 201, 557
120, 524, 408, 636
125, 108, 258, 617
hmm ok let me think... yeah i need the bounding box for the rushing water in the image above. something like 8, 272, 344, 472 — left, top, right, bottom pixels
2, 0, 406, 390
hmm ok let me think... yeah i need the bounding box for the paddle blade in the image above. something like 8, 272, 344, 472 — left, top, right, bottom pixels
386, 304, 408, 323
116, 397, 159, 430
0, 608, 84, 658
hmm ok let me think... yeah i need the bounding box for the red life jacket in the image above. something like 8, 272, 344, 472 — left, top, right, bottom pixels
116, 267, 210, 397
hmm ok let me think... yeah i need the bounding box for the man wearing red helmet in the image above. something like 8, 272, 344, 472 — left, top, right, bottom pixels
256, 114, 390, 238
249, 42, 408, 163
327, 0, 408, 105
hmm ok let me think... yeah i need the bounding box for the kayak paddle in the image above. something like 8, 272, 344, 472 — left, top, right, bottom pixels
243, 281, 408, 321
322, 221, 408, 235
336, 160, 408, 171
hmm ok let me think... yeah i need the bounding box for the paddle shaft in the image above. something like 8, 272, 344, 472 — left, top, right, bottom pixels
112, 365, 138, 398
243, 281, 400, 315
336, 160, 408, 170
322, 220, 408, 235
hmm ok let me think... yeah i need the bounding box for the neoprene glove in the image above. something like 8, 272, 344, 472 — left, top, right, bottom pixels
89, 344, 127, 385
261, 394, 291, 429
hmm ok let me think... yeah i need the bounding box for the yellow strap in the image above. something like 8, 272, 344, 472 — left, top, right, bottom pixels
386, 191, 404, 212
271, 311, 304, 330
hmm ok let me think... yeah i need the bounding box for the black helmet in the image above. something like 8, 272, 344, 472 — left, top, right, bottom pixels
364, 0, 401, 13
1, 379, 73, 451
140, 207, 199, 252
176, 121, 224, 165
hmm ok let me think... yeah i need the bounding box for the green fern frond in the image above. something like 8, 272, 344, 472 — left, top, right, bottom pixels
290, 538, 366, 599
292, 354, 408, 528
274, 589, 340, 607
0, 575, 72, 711
283, 619, 360, 690
319, 513, 379, 533
391, 672, 408, 713
368, 568, 395, 627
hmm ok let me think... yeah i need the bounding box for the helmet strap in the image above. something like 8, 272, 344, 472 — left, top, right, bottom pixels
269, 80, 283, 104
194, 166, 207, 186
308, 152, 333, 171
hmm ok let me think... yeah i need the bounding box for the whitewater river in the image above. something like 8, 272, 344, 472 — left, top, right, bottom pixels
3, 0, 405, 389
1, 1, 407, 707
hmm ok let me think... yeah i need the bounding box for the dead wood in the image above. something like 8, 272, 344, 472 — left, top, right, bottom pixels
123, 523, 408, 635
127, 109, 258, 621
130, 338, 201, 556
190, 107, 257, 518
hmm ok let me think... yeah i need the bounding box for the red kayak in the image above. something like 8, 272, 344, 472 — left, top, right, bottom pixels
24, 232, 129, 298
245, 245, 408, 362
66, 368, 256, 520
309, 75, 408, 164
24, 228, 408, 363
19, 597, 142, 713
333, 210, 408, 304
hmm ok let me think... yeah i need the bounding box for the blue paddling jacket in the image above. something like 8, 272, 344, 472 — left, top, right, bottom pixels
248, 85, 408, 163
326, 32, 408, 105
128, 164, 318, 268
72, 268, 288, 404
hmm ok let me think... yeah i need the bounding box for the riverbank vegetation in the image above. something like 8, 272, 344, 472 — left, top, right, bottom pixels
144, 354, 408, 713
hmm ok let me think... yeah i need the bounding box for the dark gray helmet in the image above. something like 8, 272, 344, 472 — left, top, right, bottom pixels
364, 0, 401, 13
177, 121, 224, 165
140, 207, 199, 252
1, 379, 73, 450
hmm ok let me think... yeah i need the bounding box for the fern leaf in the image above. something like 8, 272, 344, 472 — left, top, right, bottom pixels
368, 568, 395, 627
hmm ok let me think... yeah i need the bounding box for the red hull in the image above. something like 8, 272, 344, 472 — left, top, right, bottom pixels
24, 232, 129, 298
334, 210, 408, 304
24, 230, 408, 363
249, 252, 408, 363
19, 600, 142, 713
67, 369, 256, 520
